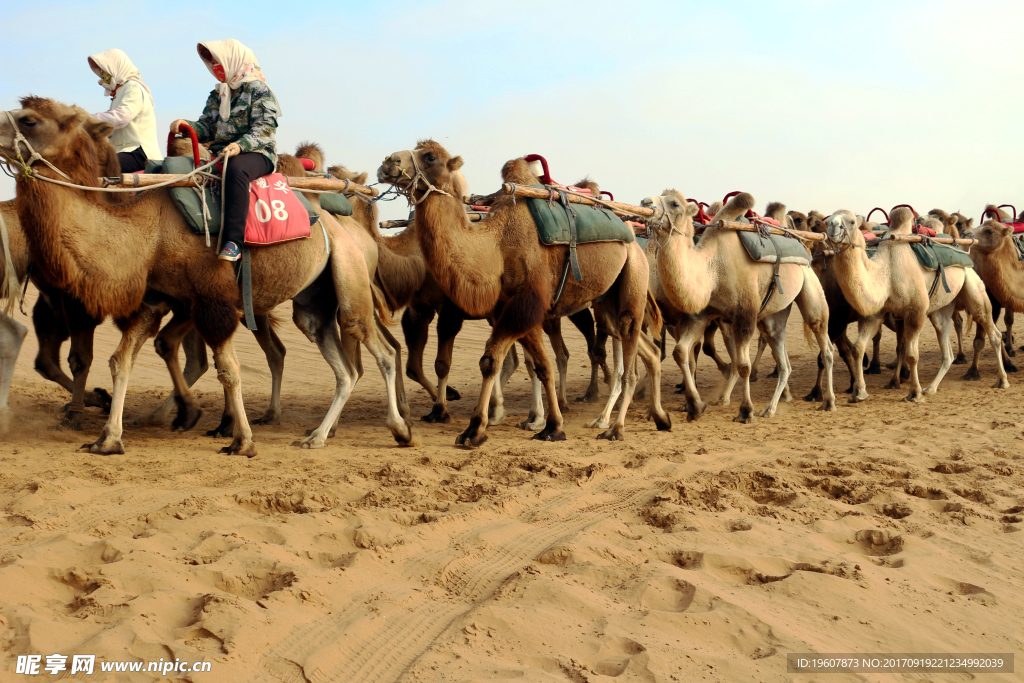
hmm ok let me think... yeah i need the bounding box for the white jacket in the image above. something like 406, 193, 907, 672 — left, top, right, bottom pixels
95, 81, 162, 161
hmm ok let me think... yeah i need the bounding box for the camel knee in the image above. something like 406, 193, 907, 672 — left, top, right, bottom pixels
737, 363, 751, 379
67, 351, 90, 376
479, 354, 497, 378
434, 358, 451, 378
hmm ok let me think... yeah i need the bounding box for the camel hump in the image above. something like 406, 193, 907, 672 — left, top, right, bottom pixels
716, 193, 755, 221
295, 142, 325, 171
764, 202, 787, 223
889, 206, 915, 231
984, 204, 1010, 221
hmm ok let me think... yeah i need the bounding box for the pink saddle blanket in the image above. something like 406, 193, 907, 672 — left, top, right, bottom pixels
245, 174, 312, 246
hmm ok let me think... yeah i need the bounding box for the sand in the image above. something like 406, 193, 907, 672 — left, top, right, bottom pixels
1, 290, 1022, 682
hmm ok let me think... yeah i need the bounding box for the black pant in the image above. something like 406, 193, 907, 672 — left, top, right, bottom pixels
117, 147, 148, 173
222, 152, 274, 247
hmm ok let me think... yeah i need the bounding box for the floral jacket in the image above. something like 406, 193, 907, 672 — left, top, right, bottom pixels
185, 80, 279, 166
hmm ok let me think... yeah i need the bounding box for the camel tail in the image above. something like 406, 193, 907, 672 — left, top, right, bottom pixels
644, 290, 663, 339
370, 281, 398, 327
717, 193, 756, 221
267, 309, 285, 332
803, 323, 818, 351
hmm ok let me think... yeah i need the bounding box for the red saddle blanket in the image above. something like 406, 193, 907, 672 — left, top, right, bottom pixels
245, 174, 312, 246
1008, 222, 1024, 234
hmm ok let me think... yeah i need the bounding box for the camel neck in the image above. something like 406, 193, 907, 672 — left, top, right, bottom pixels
657, 219, 714, 313
832, 240, 889, 317
414, 192, 502, 318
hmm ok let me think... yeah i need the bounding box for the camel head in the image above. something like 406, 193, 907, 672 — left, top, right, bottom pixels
0, 97, 120, 184
953, 213, 974, 236
972, 219, 1014, 253
824, 210, 866, 250
378, 140, 464, 202
328, 164, 368, 186
640, 189, 699, 239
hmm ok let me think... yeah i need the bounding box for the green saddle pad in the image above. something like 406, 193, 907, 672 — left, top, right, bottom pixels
909, 241, 974, 270
525, 185, 634, 246
155, 157, 318, 237
1012, 233, 1024, 261
319, 192, 353, 216
737, 230, 810, 266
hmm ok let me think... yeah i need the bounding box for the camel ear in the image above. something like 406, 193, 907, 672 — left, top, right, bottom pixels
447, 156, 464, 172
355, 172, 368, 185
997, 222, 1013, 237
86, 118, 114, 140
966, 218, 974, 229
684, 202, 699, 218
854, 215, 865, 230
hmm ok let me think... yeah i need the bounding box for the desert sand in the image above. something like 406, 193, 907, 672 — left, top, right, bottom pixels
1, 289, 1022, 683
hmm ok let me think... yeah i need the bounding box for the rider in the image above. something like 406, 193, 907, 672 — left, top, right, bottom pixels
170, 39, 280, 262
88, 49, 161, 173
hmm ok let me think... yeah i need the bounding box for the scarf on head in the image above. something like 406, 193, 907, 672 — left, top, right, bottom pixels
88, 48, 152, 101
198, 39, 280, 121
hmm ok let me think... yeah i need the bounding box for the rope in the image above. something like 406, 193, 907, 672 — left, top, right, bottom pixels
217, 154, 229, 252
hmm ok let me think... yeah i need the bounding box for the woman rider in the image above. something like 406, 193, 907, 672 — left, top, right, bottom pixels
89, 49, 162, 173
170, 39, 280, 262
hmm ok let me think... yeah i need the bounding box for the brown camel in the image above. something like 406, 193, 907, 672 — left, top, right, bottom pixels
0, 97, 413, 455
643, 191, 835, 422
378, 141, 669, 445
823, 208, 1008, 401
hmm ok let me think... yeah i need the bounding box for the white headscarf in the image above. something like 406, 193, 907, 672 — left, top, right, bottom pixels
198, 39, 279, 121
88, 48, 152, 101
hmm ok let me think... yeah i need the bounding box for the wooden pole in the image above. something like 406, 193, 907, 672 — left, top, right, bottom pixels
380, 212, 486, 230
464, 184, 655, 218
886, 233, 977, 247
113, 174, 377, 196
701, 220, 826, 242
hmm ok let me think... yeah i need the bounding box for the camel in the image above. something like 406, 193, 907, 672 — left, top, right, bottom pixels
0, 97, 413, 455
823, 208, 1008, 402
642, 190, 835, 422
378, 140, 670, 445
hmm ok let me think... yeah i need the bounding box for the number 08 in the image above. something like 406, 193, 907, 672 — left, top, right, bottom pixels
255, 199, 289, 223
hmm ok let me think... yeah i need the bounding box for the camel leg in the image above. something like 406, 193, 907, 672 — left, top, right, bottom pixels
150, 310, 204, 431
455, 334, 516, 448
952, 310, 966, 365
135, 328, 208, 427
756, 307, 793, 418
59, 297, 102, 431
849, 316, 883, 403
960, 274, 1009, 389
568, 307, 604, 403
901, 311, 926, 402
701, 319, 730, 374
924, 305, 955, 395
675, 317, 708, 421
543, 317, 570, 410
31, 296, 74, 394
210, 337, 257, 456
517, 344, 546, 431
713, 322, 742, 408
298, 307, 359, 449
731, 312, 759, 424
885, 318, 908, 390
1004, 307, 1015, 357
865, 329, 883, 374
250, 313, 285, 425
518, 327, 565, 442
422, 302, 464, 424
86, 305, 166, 455
794, 271, 836, 411
637, 333, 671, 431
378, 320, 412, 423
0, 314, 28, 432
587, 337, 623, 430
489, 344, 517, 426
401, 302, 442, 401
749, 331, 769, 383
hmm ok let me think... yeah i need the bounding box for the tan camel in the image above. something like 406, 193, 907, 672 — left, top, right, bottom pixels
643, 191, 835, 422
0, 97, 413, 455
378, 140, 670, 445
823, 208, 1008, 401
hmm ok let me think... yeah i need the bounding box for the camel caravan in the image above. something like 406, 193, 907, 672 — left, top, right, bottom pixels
0, 44, 1020, 456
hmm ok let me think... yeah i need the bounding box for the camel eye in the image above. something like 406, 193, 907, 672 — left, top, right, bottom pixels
423, 153, 436, 163
20, 118, 37, 128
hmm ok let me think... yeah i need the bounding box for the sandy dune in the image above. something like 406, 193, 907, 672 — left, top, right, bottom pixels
1, 289, 1022, 682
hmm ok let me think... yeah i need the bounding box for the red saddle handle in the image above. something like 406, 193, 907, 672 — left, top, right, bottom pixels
866, 207, 889, 224
524, 153, 553, 185
167, 123, 201, 167
600, 190, 614, 201
998, 204, 1018, 221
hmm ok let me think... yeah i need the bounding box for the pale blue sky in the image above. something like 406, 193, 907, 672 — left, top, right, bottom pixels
1, 0, 1021, 223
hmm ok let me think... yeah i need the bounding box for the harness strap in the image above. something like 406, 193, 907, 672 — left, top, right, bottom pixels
757, 233, 784, 315
239, 246, 257, 331
557, 190, 583, 282
922, 237, 950, 298
20, 261, 32, 315
552, 253, 572, 308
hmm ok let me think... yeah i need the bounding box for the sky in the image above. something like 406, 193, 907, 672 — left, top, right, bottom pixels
1, 0, 1021, 225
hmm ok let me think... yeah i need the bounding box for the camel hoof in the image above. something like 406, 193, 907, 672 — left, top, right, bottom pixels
597, 425, 625, 441
685, 400, 706, 423
517, 416, 545, 431
885, 361, 897, 370
302, 426, 337, 438
83, 437, 125, 455
456, 418, 487, 449
900, 368, 910, 381
219, 439, 257, 457
1005, 361, 1018, 373
767, 369, 779, 379
445, 385, 461, 401
710, 398, 730, 407
803, 388, 822, 402
392, 425, 418, 448
733, 410, 757, 424
654, 412, 672, 431
533, 426, 566, 442
89, 388, 113, 414
586, 417, 611, 429
1006, 347, 1017, 358
864, 362, 882, 375
421, 405, 451, 423
757, 406, 776, 418
252, 412, 281, 426
172, 405, 202, 432
952, 354, 966, 365
849, 391, 869, 403
749, 372, 758, 383
903, 393, 925, 403
300, 435, 326, 449
59, 411, 84, 431
995, 378, 1011, 389
576, 389, 600, 403
818, 399, 837, 412
885, 379, 901, 390
961, 368, 981, 381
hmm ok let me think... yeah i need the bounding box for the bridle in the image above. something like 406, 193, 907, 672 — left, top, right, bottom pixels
0, 110, 72, 181
645, 199, 687, 251
823, 218, 859, 254
388, 151, 453, 206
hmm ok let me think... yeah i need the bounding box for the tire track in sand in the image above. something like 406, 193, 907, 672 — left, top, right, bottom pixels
257, 476, 666, 683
